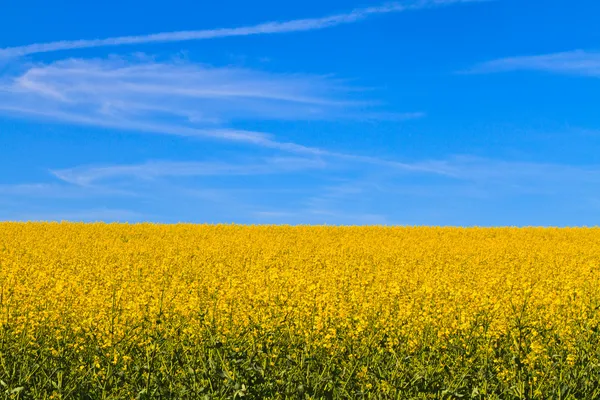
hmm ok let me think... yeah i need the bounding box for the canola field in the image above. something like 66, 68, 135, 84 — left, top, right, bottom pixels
1, 223, 600, 399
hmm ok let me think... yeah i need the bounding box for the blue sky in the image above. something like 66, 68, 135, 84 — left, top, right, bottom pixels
1, 0, 599, 226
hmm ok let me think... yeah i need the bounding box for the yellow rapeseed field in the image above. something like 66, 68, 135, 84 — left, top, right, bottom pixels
1, 223, 600, 399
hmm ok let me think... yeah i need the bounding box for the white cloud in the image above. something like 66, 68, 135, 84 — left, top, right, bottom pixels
430, 155, 600, 184
469, 50, 600, 76
0, 56, 433, 169
252, 208, 389, 225
253, 211, 297, 219
0, 0, 482, 58
0, 182, 137, 197
4, 154, 600, 225
0, 183, 63, 196
0, 57, 363, 125
51, 157, 328, 186
3, 208, 145, 223
52, 154, 600, 198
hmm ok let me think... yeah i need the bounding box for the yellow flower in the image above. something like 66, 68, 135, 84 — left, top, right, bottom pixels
0, 223, 598, 395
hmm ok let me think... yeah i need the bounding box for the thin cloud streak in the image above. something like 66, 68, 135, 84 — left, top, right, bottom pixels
50, 155, 600, 190
0, 182, 137, 198
51, 157, 329, 186
469, 50, 600, 77
49, 153, 455, 188
0, 104, 277, 144
6, 154, 599, 225
0, 57, 437, 174
0, 100, 438, 174
0, 0, 483, 58
57, 154, 599, 194
0, 57, 410, 132
4, 208, 145, 222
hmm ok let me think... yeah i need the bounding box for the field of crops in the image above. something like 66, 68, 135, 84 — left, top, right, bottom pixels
1, 223, 600, 399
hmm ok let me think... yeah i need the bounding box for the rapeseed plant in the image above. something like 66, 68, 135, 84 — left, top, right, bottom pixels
0, 223, 599, 398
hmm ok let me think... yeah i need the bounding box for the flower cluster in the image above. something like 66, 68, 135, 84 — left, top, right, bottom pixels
0, 223, 599, 398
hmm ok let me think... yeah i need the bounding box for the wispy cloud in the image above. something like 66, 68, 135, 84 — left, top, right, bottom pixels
52, 153, 599, 202
51, 157, 328, 186
0, 182, 137, 197
305, 155, 600, 209
469, 50, 600, 76
51, 154, 600, 199
429, 155, 600, 184
4, 154, 599, 225
3, 208, 145, 222
0, 56, 434, 171
252, 208, 390, 225
0, 57, 364, 123
0, 0, 483, 58
0, 183, 66, 196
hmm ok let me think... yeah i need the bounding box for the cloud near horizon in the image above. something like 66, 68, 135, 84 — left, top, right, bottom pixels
50, 154, 600, 188
3, 153, 600, 225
